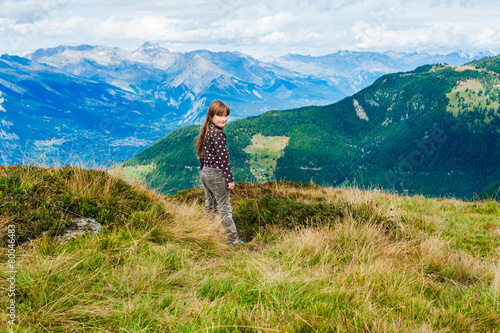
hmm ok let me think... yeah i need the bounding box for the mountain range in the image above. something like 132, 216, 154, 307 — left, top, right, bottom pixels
120, 57, 500, 199
27, 42, 346, 124
0, 54, 159, 166
0, 42, 492, 166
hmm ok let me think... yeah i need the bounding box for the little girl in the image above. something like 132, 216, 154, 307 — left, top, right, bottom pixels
196, 100, 245, 245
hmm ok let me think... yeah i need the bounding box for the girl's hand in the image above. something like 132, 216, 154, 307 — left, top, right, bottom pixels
228, 182, 235, 190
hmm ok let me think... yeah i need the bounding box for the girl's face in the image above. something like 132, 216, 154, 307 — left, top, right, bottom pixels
213, 113, 229, 128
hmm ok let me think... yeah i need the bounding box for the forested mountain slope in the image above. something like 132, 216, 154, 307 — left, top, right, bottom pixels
121, 60, 500, 198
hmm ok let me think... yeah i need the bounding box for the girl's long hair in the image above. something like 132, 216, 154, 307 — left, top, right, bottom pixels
196, 100, 230, 158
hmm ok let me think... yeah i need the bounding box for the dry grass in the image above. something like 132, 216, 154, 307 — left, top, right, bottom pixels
1, 166, 499, 332
491, 261, 500, 297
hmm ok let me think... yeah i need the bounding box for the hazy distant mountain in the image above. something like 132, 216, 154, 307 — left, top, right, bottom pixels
28, 43, 490, 127
0, 54, 159, 166
28, 43, 177, 94
28, 43, 346, 126
154, 49, 345, 124
263, 50, 493, 95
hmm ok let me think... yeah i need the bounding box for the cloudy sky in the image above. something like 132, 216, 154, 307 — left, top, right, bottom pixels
1, 0, 499, 58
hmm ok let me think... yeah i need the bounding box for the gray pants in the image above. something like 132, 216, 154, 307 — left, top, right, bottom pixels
200, 167, 239, 242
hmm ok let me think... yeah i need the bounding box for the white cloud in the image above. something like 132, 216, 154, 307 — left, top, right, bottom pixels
427, 0, 477, 8
9, 15, 86, 39
259, 31, 290, 45
1, 0, 500, 56
91, 16, 179, 40
0, 0, 71, 21
349, 21, 500, 53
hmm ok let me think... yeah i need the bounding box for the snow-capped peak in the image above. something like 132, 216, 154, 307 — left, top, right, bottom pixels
27, 44, 132, 67
131, 41, 179, 69
137, 41, 160, 50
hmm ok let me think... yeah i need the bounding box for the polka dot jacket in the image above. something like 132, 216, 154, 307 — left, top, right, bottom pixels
200, 123, 234, 183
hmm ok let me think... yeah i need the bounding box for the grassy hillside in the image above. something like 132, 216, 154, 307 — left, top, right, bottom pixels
121, 60, 500, 199
1, 165, 500, 332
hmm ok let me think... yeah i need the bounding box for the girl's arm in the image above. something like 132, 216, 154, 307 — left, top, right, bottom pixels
217, 131, 234, 184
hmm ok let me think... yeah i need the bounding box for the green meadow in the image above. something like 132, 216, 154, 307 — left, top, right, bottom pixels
243, 134, 289, 182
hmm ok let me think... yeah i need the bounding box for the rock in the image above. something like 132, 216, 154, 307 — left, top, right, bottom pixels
59, 217, 103, 240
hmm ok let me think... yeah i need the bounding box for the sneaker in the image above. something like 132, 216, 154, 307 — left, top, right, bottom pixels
228, 238, 246, 245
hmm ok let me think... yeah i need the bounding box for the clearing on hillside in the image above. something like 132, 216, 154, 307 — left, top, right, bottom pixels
447, 78, 500, 122
119, 163, 157, 185
243, 133, 289, 182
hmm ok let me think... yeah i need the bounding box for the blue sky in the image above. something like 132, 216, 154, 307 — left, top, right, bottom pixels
1, 0, 499, 57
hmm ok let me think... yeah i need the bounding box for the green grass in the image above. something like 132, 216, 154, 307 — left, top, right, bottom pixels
1, 166, 500, 332
0, 165, 170, 244
446, 78, 500, 120
242, 134, 289, 182
119, 163, 158, 186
